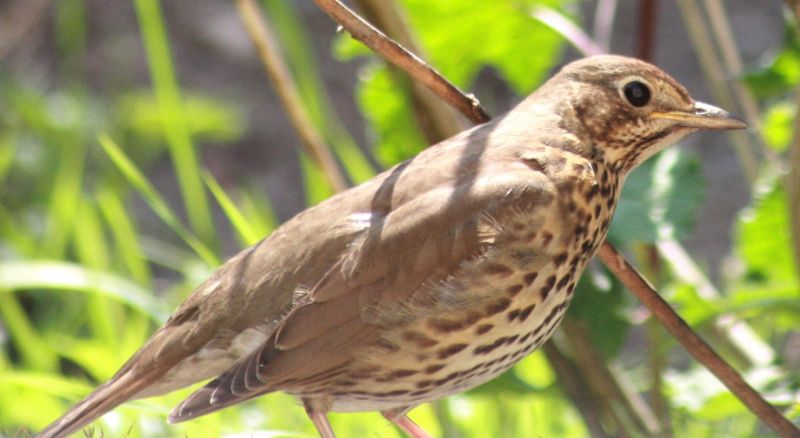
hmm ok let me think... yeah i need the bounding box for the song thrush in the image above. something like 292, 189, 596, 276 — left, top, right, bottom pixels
38, 55, 746, 438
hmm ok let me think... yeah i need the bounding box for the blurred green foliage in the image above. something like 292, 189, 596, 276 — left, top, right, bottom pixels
0, 0, 798, 437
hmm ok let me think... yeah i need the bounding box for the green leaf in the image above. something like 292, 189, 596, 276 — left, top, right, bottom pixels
568, 269, 630, 357
116, 91, 245, 144
358, 65, 428, 166
610, 148, 706, 243
400, 0, 564, 93
743, 19, 800, 99
761, 102, 795, 152
736, 180, 798, 287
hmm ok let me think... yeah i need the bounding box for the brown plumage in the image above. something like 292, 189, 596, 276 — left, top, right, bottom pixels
37, 55, 746, 438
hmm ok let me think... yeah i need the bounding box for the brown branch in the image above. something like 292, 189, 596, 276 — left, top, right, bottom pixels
675, 0, 760, 184
312, 0, 490, 125
543, 342, 613, 438
597, 242, 800, 438
235, 0, 349, 193
790, 81, 800, 292
563, 319, 662, 436
312, 2, 799, 436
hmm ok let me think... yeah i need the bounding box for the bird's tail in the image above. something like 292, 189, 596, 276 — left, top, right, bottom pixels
36, 369, 159, 438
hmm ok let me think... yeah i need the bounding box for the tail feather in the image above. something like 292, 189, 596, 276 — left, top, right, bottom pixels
37, 370, 160, 438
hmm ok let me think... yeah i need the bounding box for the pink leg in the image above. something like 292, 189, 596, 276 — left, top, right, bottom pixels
382, 411, 433, 438
307, 411, 336, 438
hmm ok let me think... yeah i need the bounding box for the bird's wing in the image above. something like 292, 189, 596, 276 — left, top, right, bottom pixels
170, 155, 562, 422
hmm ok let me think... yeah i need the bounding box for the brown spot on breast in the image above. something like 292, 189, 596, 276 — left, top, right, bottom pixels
507, 308, 521, 322
523, 272, 538, 286
540, 275, 556, 300
424, 364, 446, 374
386, 369, 419, 379
486, 263, 513, 277
507, 284, 523, 296
473, 335, 516, 356
584, 185, 598, 201
484, 297, 512, 316
554, 252, 568, 266
403, 330, 439, 348
556, 275, 570, 290
475, 323, 494, 335
415, 379, 434, 389
427, 318, 464, 333
518, 304, 535, 321
434, 372, 463, 386
541, 231, 554, 245
437, 343, 468, 359
377, 389, 410, 397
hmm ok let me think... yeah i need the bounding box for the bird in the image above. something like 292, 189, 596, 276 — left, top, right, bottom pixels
37, 55, 746, 438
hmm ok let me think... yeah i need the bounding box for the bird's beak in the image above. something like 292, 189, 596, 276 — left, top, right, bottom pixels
651, 101, 748, 131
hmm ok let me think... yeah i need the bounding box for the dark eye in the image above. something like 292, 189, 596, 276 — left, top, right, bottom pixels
623, 81, 651, 107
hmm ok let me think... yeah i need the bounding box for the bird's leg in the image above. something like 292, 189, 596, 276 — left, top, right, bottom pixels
304, 400, 336, 438
382, 409, 433, 438
307, 411, 335, 438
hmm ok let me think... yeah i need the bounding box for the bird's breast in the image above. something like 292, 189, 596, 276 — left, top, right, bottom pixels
320, 163, 622, 413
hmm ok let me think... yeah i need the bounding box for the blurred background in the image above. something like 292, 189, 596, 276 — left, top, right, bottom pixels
0, 0, 798, 436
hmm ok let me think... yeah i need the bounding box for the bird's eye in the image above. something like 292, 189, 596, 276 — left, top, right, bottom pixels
623, 81, 651, 107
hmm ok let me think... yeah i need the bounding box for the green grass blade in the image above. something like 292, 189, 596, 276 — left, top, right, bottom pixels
44, 133, 86, 258
133, 0, 217, 248
99, 134, 219, 267
0, 260, 167, 321
73, 198, 120, 346
261, 0, 376, 184
0, 293, 58, 371
96, 183, 153, 286
203, 171, 261, 247
238, 185, 278, 238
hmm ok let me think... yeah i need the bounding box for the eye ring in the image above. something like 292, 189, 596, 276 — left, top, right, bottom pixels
622, 80, 651, 107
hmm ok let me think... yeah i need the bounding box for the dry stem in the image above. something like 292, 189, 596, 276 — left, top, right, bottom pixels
236, 0, 348, 193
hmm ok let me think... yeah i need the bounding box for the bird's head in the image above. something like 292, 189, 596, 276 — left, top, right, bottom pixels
540, 55, 747, 174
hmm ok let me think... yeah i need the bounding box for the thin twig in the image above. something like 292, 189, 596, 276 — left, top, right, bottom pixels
312, 2, 800, 436
597, 242, 800, 438
783, 0, 800, 279
675, 0, 759, 184
543, 342, 613, 438
702, 0, 774, 165
313, 0, 489, 125
592, 0, 617, 52
235, 0, 348, 193
563, 319, 662, 437
635, 0, 657, 61
790, 82, 800, 290
532, 5, 606, 57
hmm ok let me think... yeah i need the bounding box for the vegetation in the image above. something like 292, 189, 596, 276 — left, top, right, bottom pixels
0, 1, 798, 437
